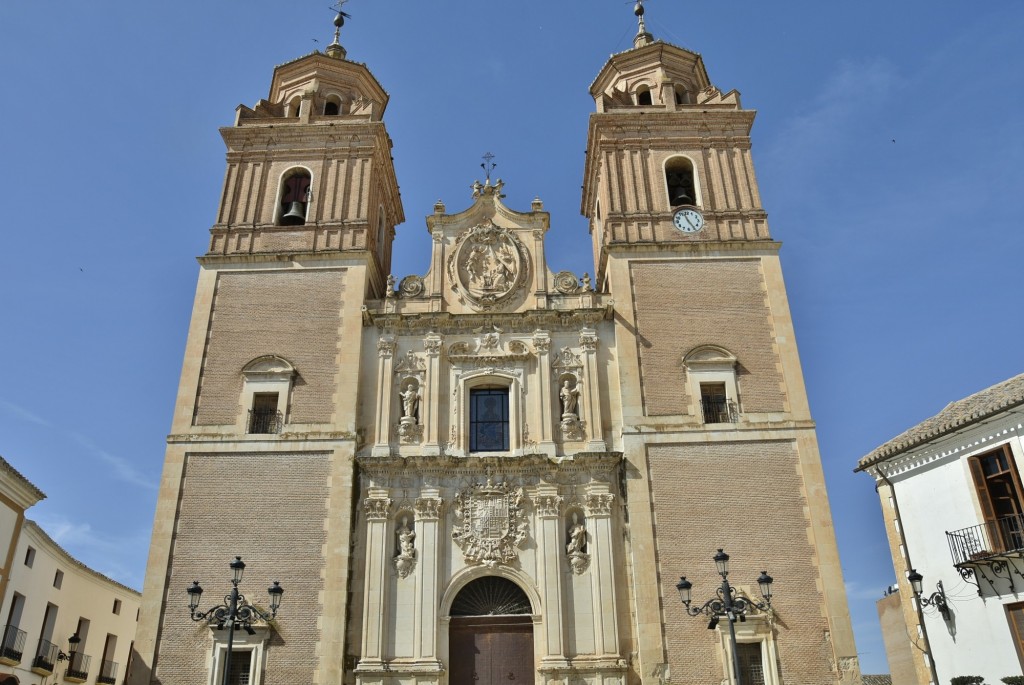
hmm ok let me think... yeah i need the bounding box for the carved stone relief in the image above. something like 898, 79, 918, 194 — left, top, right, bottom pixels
585, 493, 615, 516
452, 479, 528, 567
398, 274, 425, 298
395, 351, 426, 445
447, 220, 531, 311
363, 497, 392, 520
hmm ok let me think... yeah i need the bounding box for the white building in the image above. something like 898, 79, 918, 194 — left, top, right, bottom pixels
856, 373, 1024, 684
0, 457, 141, 685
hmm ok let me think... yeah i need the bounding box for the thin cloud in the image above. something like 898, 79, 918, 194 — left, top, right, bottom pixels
767, 57, 900, 184
32, 512, 146, 590
0, 398, 51, 426
70, 432, 158, 491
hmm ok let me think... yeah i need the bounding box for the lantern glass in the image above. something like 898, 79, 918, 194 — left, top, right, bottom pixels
230, 556, 246, 585
187, 581, 204, 610
268, 581, 284, 612
713, 549, 730, 576
907, 569, 924, 596
675, 576, 692, 605
757, 571, 774, 600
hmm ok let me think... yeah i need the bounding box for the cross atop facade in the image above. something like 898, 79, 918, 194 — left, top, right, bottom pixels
481, 152, 497, 183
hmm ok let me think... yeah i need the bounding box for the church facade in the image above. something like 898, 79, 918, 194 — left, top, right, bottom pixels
129, 11, 860, 685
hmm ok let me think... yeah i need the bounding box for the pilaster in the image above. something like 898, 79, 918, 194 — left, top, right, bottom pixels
585, 491, 619, 656
535, 492, 569, 668
422, 336, 443, 455
358, 493, 393, 665
413, 495, 443, 661
373, 336, 396, 455
580, 328, 606, 452
533, 331, 557, 453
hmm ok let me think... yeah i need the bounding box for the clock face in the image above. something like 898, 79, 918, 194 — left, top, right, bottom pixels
673, 207, 704, 233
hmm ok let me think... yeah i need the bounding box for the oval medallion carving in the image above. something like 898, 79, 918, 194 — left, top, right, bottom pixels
447, 220, 530, 311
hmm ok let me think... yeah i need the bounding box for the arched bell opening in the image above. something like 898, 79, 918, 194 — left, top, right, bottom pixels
665, 156, 699, 208
278, 170, 312, 226
447, 577, 535, 685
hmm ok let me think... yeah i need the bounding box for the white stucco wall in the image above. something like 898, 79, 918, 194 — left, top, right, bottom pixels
883, 410, 1024, 683
0, 521, 140, 684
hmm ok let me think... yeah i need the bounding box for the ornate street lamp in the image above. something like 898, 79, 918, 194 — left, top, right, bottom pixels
676, 549, 774, 685
907, 568, 950, 619
55, 633, 82, 668
187, 557, 284, 685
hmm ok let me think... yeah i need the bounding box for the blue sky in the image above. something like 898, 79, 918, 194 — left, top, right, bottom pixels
2, 1, 1022, 676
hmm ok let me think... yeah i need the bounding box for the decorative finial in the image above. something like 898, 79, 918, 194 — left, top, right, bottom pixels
326, 1, 351, 59
480, 152, 497, 184
633, 0, 654, 48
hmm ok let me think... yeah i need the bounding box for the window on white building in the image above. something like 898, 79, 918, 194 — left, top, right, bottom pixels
968, 444, 1024, 553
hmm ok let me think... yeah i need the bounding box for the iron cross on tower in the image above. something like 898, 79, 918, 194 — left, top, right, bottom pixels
481, 152, 497, 183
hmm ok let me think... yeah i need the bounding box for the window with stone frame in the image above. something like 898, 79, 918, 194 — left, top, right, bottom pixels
469, 387, 510, 452
737, 642, 766, 685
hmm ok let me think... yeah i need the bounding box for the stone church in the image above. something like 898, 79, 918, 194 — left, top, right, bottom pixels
130, 7, 860, 685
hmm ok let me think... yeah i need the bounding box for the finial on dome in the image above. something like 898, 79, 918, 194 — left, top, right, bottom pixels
633, 0, 654, 48
326, 1, 351, 59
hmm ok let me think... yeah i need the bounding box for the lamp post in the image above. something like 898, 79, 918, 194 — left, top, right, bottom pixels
676, 549, 774, 685
187, 557, 284, 685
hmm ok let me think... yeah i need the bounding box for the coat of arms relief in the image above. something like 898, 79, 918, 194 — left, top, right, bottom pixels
447, 220, 531, 311
452, 479, 528, 567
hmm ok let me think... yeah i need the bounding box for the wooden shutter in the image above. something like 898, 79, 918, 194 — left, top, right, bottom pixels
1006, 603, 1024, 669
969, 456, 997, 525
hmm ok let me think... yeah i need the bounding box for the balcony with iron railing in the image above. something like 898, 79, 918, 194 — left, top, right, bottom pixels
700, 397, 738, 424
946, 513, 1024, 594
32, 638, 58, 675
248, 408, 283, 434
63, 651, 91, 683
96, 658, 118, 685
0, 624, 25, 664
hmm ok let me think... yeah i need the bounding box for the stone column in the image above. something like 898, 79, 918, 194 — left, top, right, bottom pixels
535, 493, 569, 668
585, 492, 619, 656
422, 335, 443, 456
372, 336, 396, 456
533, 331, 556, 456
579, 328, 606, 452
359, 493, 393, 665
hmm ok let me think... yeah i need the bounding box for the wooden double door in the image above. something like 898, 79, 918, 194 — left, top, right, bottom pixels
449, 616, 535, 685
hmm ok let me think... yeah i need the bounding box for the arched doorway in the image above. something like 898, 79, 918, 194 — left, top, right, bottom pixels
448, 576, 535, 685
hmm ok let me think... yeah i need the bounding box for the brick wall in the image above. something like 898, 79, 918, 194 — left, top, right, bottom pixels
648, 441, 835, 685
194, 269, 346, 425
629, 260, 786, 416
154, 452, 330, 685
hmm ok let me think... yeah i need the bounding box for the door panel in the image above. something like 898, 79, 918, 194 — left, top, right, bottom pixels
450, 617, 534, 685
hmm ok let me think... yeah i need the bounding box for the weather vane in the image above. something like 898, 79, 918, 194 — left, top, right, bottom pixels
481, 152, 497, 183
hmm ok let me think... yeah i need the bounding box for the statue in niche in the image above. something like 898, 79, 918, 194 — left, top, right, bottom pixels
566, 512, 591, 574
399, 382, 420, 421
566, 512, 587, 554
560, 379, 581, 418
394, 515, 417, 578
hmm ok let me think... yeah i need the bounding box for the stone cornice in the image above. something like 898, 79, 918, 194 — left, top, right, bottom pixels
197, 248, 373, 267
362, 306, 613, 334
356, 452, 623, 481
606, 239, 781, 258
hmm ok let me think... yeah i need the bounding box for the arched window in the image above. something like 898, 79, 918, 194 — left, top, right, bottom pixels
683, 345, 739, 424
665, 156, 698, 207
289, 97, 301, 118
324, 94, 342, 116
674, 85, 692, 105
636, 85, 653, 106
451, 577, 532, 616
278, 170, 311, 226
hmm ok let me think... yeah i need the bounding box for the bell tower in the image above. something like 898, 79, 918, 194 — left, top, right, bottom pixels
582, 4, 862, 685
130, 13, 402, 685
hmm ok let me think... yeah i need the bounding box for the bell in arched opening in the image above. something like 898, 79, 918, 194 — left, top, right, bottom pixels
665, 158, 697, 208
280, 174, 311, 226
